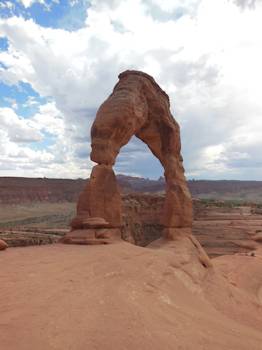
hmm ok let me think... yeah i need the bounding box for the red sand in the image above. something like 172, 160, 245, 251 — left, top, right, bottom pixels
1, 241, 262, 350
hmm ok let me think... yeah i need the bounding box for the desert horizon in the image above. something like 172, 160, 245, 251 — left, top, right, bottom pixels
1, 0, 262, 349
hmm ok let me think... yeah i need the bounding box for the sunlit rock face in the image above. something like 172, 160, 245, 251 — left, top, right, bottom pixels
0, 239, 8, 251
64, 70, 192, 244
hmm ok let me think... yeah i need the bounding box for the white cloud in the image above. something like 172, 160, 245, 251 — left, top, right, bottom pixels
145, 0, 200, 19
18, 0, 59, 9
0, 106, 57, 176
0, 102, 93, 178
234, 0, 257, 9
23, 95, 39, 108
18, 0, 44, 8
0, 0, 262, 179
30, 102, 65, 136
0, 107, 43, 142
3, 97, 18, 110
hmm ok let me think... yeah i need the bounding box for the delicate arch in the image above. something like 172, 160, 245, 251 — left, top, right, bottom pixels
64, 71, 192, 244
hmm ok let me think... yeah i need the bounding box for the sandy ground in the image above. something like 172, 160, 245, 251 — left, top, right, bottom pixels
1, 241, 262, 350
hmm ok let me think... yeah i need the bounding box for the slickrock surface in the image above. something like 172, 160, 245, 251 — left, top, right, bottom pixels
1, 242, 262, 350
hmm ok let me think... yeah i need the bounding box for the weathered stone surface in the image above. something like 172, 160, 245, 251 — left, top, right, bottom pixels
122, 193, 164, 246
61, 228, 121, 245
66, 70, 192, 244
123, 194, 262, 256
162, 227, 192, 240
82, 217, 111, 229
163, 182, 192, 228
253, 233, 262, 242
0, 239, 8, 250
71, 164, 122, 229
90, 70, 192, 230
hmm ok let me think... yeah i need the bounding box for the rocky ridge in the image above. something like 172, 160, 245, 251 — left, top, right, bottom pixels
1, 176, 262, 204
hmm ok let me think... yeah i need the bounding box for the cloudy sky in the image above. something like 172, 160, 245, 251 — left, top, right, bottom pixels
0, 0, 261, 180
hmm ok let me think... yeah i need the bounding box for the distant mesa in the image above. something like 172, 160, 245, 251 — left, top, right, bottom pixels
62, 70, 193, 245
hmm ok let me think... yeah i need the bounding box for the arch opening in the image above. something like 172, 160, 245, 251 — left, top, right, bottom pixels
115, 136, 165, 246
114, 135, 163, 180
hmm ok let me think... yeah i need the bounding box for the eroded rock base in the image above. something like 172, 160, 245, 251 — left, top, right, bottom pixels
61, 228, 122, 245
62, 216, 121, 245
0, 239, 8, 250
71, 165, 122, 230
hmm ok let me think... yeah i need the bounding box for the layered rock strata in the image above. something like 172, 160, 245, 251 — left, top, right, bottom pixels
122, 194, 262, 257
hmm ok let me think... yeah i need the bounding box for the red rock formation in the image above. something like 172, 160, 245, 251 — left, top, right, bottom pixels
0, 239, 8, 250
65, 70, 192, 244
71, 165, 122, 229
122, 194, 262, 257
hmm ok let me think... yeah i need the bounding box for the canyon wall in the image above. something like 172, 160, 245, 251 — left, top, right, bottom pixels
1, 177, 262, 205
121, 194, 262, 257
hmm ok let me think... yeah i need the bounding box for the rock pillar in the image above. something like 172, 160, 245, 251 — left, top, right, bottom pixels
62, 165, 122, 244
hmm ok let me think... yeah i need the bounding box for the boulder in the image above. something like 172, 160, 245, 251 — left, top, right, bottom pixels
0, 239, 8, 251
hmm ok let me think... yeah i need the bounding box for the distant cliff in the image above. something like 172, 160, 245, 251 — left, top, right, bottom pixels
1, 176, 262, 204
0, 177, 85, 204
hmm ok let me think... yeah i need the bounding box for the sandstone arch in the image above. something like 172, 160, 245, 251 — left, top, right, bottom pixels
63, 70, 192, 244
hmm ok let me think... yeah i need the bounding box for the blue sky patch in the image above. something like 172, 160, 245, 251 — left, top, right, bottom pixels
0, 37, 9, 51
0, 0, 90, 31
0, 81, 48, 118
30, 131, 56, 150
